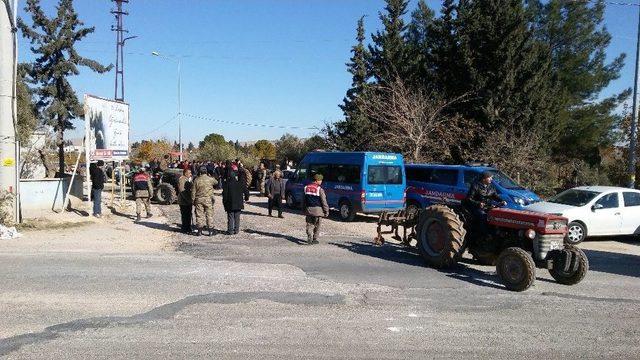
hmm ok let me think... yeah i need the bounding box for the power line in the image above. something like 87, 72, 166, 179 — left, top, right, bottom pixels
130, 113, 178, 139
181, 113, 320, 131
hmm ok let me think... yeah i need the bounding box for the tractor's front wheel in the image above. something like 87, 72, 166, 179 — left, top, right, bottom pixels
549, 245, 589, 286
496, 247, 536, 292
416, 205, 466, 269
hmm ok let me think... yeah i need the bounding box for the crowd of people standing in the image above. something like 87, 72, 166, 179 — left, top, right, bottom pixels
91, 156, 329, 244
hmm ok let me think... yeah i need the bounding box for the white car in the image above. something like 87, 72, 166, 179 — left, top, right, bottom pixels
525, 186, 640, 245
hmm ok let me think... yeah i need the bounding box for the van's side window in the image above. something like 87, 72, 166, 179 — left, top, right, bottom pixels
330, 164, 360, 184
430, 169, 458, 186
406, 168, 432, 182
463, 170, 480, 188
309, 164, 330, 180
297, 164, 309, 181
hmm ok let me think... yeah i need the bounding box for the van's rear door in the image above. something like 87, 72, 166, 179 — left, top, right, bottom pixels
365, 156, 405, 211
382, 165, 405, 209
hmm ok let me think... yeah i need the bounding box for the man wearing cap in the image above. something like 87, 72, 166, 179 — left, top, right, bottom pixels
133, 168, 154, 222
302, 174, 329, 245
191, 166, 218, 236
465, 171, 506, 234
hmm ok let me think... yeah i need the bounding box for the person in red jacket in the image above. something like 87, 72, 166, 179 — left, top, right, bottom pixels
302, 174, 329, 245
133, 168, 154, 222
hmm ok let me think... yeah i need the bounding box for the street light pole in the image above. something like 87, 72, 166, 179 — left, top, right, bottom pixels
151, 51, 183, 161
177, 58, 182, 162
629, 5, 640, 189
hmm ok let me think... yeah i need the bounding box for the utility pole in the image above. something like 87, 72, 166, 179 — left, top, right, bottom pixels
151, 52, 182, 161
629, 4, 640, 189
112, 0, 135, 102
0, 0, 18, 223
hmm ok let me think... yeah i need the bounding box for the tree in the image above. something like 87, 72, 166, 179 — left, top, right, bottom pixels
275, 133, 305, 164
197, 141, 237, 162
303, 135, 328, 154
423, 0, 460, 95
530, 0, 628, 164
187, 142, 195, 152
359, 78, 471, 162
16, 65, 37, 145
447, 0, 556, 133
405, 0, 436, 88
369, 0, 410, 86
18, 0, 112, 176
327, 16, 376, 151
199, 133, 226, 148
252, 140, 276, 160
133, 140, 173, 163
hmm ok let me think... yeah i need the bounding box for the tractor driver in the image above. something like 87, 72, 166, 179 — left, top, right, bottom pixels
465, 171, 507, 233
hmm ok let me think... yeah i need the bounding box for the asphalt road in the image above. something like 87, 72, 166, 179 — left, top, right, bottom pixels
1, 195, 639, 359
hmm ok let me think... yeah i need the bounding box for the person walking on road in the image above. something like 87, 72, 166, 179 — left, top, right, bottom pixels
223, 164, 245, 235
302, 174, 329, 245
266, 170, 285, 218
89, 160, 106, 218
257, 163, 267, 196
191, 166, 218, 236
178, 168, 194, 234
133, 168, 154, 222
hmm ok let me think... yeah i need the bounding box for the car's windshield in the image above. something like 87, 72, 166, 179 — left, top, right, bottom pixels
548, 189, 601, 207
489, 170, 523, 190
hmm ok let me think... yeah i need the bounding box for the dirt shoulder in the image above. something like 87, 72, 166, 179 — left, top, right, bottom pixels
1, 200, 175, 255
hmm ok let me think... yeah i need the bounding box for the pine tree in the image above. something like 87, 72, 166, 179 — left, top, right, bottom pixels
369, 0, 410, 85
405, 0, 436, 88
447, 0, 556, 132
18, 0, 112, 176
429, 0, 465, 96
530, 0, 628, 164
16, 65, 38, 144
327, 16, 375, 151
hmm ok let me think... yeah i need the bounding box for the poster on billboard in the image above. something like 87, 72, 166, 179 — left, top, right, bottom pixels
84, 94, 130, 161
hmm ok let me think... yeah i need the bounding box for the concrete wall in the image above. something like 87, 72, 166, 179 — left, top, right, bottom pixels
19, 176, 84, 219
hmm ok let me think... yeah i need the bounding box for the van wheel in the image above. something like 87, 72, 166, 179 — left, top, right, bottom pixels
286, 192, 297, 209
338, 200, 356, 222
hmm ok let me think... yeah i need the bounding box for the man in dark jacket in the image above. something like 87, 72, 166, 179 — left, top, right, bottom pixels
222, 164, 245, 235
133, 168, 154, 222
266, 170, 285, 218
90, 160, 106, 218
302, 174, 329, 245
178, 168, 193, 234
465, 171, 506, 233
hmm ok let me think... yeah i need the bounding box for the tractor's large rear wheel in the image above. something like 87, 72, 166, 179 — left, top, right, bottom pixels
416, 205, 466, 269
155, 183, 176, 205
496, 247, 536, 292
549, 245, 588, 286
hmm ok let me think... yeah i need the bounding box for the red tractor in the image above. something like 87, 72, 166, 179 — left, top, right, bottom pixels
414, 204, 589, 291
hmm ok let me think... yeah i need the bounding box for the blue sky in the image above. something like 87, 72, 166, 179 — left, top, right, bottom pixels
17, 0, 640, 145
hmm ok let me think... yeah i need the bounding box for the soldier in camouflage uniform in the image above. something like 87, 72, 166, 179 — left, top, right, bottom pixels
191, 166, 218, 236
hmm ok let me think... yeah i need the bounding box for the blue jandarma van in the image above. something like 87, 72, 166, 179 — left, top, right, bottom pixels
405, 164, 540, 212
285, 152, 406, 221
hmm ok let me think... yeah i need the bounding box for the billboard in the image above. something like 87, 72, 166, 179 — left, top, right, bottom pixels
84, 94, 130, 161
